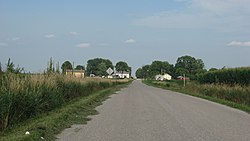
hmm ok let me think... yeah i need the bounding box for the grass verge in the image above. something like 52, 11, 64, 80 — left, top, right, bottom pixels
143, 80, 250, 114
0, 83, 130, 141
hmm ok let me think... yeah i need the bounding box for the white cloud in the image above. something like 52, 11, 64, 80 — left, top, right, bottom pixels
70, 32, 79, 35
125, 39, 136, 44
134, 0, 250, 30
134, 11, 210, 29
0, 42, 8, 47
76, 43, 91, 48
227, 41, 250, 47
44, 34, 56, 38
11, 37, 20, 41
191, 0, 250, 15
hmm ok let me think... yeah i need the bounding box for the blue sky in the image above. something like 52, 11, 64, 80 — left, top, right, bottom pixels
0, 0, 250, 74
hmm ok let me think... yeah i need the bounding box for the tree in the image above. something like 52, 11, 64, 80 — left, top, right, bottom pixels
135, 68, 143, 78
209, 68, 218, 72
75, 65, 85, 70
86, 58, 113, 76
61, 61, 73, 74
115, 61, 130, 72
150, 61, 174, 77
175, 55, 205, 79
141, 65, 151, 79
175, 68, 188, 76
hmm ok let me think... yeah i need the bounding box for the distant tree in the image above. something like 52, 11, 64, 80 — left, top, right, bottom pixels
61, 61, 73, 74
150, 61, 174, 77
209, 68, 218, 71
175, 68, 188, 76
75, 65, 85, 70
86, 58, 113, 76
135, 68, 143, 78
175, 55, 205, 79
135, 61, 174, 79
115, 61, 130, 72
141, 65, 151, 79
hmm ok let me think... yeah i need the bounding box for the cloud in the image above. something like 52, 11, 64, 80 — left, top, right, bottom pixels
0, 42, 8, 47
191, 0, 250, 15
134, 11, 210, 29
134, 0, 250, 30
70, 32, 79, 35
76, 43, 91, 48
227, 41, 250, 47
44, 34, 56, 38
125, 39, 136, 44
11, 37, 20, 41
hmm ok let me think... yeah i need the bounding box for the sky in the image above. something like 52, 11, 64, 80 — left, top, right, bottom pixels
0, 0, 250, 75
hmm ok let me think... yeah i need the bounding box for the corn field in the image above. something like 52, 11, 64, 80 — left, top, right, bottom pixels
0, 74, 125, 131
197, 67, 250, 85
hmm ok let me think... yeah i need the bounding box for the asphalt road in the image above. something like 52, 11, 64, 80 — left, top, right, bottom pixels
57, 80, 250, 141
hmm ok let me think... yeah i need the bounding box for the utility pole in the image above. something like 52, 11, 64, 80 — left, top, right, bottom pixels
72, 61, 74, 75
183, 74, 186, 87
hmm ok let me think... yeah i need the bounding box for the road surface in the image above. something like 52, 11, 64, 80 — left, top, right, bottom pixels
57, 80, 250, 141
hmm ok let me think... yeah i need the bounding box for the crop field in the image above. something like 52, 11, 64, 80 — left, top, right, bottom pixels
0, 73, 128, 132
144, 79, 250, 113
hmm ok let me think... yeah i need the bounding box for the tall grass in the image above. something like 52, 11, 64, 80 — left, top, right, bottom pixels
144, 80, 250, 108
0, 74, 125, 132
194, 84, 250, 105
180, 82, 250, 106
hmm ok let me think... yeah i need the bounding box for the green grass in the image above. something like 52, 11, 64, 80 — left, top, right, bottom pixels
0, 83, 129, 141
143, 80, 250, 114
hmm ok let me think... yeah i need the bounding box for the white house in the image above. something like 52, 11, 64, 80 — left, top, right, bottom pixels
113, 71, 130, 79
155, 73, 172, 81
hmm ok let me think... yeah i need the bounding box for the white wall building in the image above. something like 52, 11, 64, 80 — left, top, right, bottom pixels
155, 73, 172, 81
113, 71, 130, 79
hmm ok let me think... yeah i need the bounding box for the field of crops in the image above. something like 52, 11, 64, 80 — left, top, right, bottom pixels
144, 79, 250, 112
198, 67, 250, 85
0, 74, 127, 132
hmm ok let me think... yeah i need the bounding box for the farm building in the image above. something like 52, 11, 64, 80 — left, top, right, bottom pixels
155, 73, 172, 81
66, 70, 85, 78
113, 71, 130, 79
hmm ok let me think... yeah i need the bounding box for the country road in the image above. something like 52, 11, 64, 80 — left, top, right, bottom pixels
56, 80, 250, 141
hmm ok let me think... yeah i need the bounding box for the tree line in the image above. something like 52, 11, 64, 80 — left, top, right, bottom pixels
136, 55, 206, 80
0, 58, 131, 77
61, 58, 131, 77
